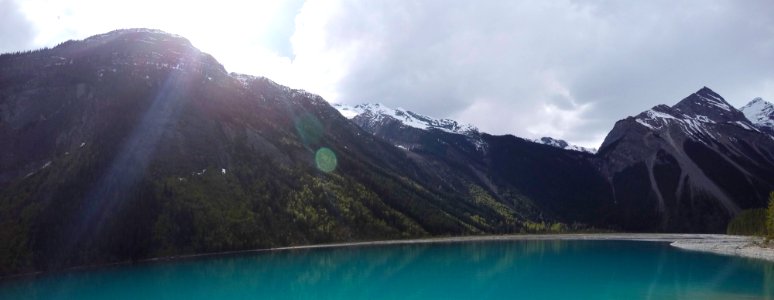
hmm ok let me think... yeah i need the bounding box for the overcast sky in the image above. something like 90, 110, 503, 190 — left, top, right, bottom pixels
3, 0, 773, 147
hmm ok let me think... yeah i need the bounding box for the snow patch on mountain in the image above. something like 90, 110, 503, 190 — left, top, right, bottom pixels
333, 103, 479, 135
336, 105, 361, 119
635, 105, 683, 131
695, 91, 732, 112
532, 137, 596, 153
740, 97, 774, 133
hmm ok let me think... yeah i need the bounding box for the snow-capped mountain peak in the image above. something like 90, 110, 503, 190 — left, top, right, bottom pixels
633, 87, 758, 140
671, 87, 743, 123
740, 97, 774, 135
741, 97, 774, 124
690, 87, 733, 111
333, 103, 479, 135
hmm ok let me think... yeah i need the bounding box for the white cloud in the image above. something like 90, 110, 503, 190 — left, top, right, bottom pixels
286, 0, 774, 147
0, 0, 36, 53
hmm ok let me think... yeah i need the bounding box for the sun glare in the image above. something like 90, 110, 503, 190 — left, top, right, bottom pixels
14, 0, 346, 104
18, 0, 291, 73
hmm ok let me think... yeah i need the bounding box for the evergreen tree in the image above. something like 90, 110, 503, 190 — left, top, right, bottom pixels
767, 192, 774, 240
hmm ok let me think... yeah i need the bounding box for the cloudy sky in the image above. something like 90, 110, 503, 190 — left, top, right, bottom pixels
3, 0, 773, 147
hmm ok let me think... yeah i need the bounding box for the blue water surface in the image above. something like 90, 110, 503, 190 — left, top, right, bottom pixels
1, 240, 773, 299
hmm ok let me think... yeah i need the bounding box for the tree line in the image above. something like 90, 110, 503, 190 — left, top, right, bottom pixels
727, 192, 774, 242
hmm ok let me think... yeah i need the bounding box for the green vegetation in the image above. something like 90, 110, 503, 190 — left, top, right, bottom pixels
725, 192, 774, 239
522, 221, 569, 233
1, 127, 473, 276
467, 185, 517, 226
726, 209, 767, 236
768, 192, 774, 240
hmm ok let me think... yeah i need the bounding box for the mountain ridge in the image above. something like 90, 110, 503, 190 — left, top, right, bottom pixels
333, 103, 479, 135
333, 102, 594, 153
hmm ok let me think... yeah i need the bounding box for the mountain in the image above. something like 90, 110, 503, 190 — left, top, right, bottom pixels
0, 29, 560, 275
335, 103, 617, 227
740, 97, 774, 136
2, 29, 773, 276
342, 87, 774, 233
598, 87, 774, 231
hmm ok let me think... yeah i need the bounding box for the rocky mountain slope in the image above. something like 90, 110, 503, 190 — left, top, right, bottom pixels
597, 87, 774, 231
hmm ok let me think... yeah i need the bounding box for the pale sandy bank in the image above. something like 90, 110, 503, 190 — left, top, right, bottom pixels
669, 234, 774, 262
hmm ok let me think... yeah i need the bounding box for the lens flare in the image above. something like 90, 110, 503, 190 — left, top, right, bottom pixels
315, 147, 337, 173
294, 114, 324, 146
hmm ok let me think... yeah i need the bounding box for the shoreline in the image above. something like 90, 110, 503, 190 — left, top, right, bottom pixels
669, 235, 774, 261
2, 233, 771, 281
271, 233, 774, 263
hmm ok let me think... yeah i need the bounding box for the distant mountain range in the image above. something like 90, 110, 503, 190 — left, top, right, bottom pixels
335, 87, 774, 232
333, 103, 596, 153
1, 29, 773, 275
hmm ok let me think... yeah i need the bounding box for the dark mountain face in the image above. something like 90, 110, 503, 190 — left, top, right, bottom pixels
339, 103, 616, 227
2, 29, 773, 276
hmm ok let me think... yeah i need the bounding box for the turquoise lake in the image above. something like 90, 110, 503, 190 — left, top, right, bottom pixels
1, 240, 773, 299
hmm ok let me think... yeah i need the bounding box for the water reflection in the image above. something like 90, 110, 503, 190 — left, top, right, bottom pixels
1, 240, 773, 299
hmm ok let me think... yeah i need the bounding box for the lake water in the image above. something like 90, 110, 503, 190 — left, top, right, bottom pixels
1, 240, 773, 299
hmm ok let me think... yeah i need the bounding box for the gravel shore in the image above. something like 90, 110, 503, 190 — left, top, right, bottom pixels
270, 233, 774, 262
669, 234, 774, 262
